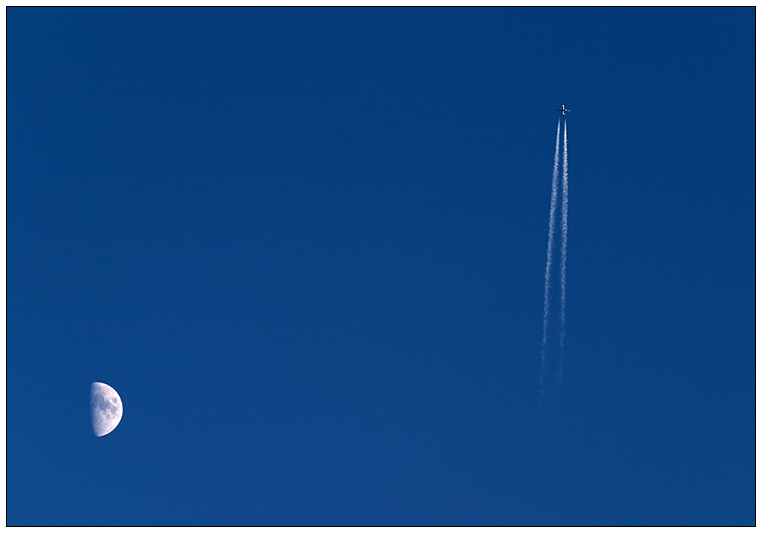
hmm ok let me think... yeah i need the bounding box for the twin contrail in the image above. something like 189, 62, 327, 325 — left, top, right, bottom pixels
540, 116, 569, 415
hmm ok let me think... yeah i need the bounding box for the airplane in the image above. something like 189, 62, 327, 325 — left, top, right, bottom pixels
556, 105, 570, 116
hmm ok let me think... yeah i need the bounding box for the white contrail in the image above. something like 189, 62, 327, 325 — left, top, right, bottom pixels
558, 120, 569, 382
540, 118, 561, 399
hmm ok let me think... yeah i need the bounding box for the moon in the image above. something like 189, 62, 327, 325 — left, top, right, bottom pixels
90, 382, 123, 437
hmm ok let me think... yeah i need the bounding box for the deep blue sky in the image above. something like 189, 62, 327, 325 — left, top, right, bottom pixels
8, 8, 754, 526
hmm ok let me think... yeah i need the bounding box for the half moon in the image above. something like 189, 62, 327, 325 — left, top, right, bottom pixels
91, 382, 123, 437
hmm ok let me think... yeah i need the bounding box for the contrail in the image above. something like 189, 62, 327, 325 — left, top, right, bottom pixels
558, 120, 569, 383
540, 118, 561, 401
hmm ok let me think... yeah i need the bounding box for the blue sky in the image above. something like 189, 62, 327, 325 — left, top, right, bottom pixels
8, 8, 754, 525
